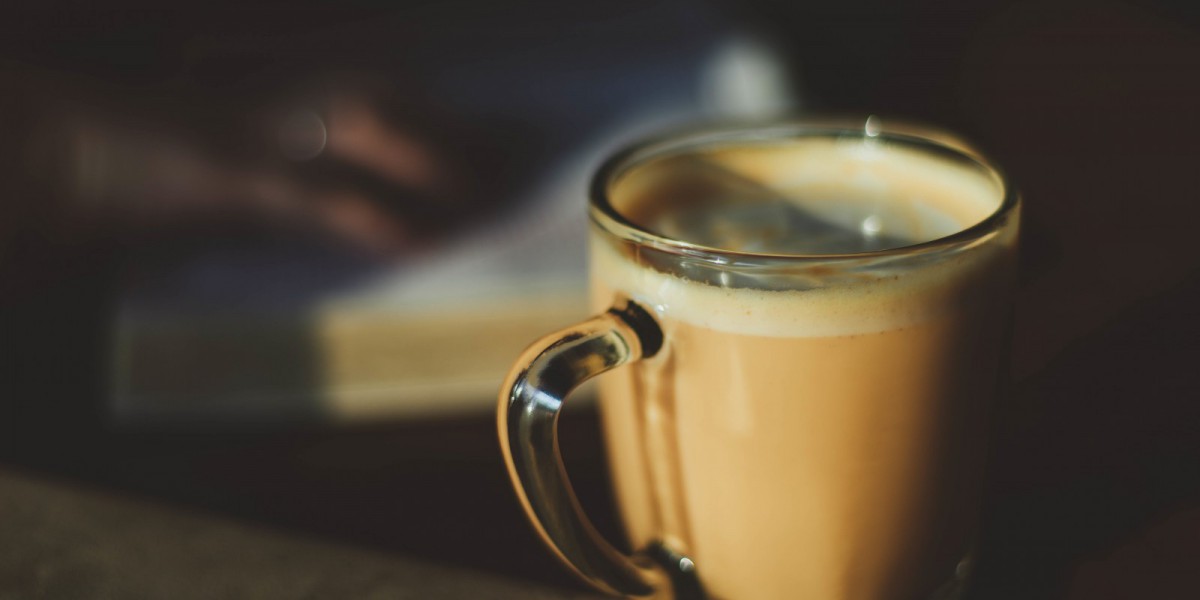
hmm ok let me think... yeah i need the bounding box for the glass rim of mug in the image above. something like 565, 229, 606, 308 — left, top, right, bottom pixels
589, 116, 1018, 264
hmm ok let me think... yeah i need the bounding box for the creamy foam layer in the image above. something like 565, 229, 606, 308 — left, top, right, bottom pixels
595, 136, 1015, 338
593, 236, 1012, 338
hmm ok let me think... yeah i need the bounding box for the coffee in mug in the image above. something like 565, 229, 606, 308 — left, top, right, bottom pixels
499, 119, 1019, 600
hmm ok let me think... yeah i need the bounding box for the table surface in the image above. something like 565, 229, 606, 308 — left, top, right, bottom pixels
0, 466, 602, 600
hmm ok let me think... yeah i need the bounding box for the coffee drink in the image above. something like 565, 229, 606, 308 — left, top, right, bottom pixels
590, 135, 1017, 599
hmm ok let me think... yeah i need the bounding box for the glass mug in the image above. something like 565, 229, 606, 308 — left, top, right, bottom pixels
498, 118, 1019, 600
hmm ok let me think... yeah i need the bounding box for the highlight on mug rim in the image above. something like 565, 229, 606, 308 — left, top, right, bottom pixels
588, 116, 1019, 265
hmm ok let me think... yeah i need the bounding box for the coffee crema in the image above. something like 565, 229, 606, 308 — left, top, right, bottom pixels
590, 134, 1017, 599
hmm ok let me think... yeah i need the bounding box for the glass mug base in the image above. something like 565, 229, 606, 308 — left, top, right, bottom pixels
498, 118, 1018, 599
641, 543, 974, 600
927, 555, 974, 600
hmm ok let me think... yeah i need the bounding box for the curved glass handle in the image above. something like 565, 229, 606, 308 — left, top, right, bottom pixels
498, 300, 696, 598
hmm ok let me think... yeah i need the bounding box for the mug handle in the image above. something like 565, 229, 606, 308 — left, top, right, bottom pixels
497, 299, 702, 598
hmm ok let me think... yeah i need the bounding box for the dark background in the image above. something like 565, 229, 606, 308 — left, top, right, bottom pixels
3, 1, 1200, 598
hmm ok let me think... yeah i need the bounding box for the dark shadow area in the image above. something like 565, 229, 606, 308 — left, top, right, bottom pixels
975, 270, 1200, 599
0, 413, 618, 594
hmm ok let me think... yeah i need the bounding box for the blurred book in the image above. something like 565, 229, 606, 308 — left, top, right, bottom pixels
110, 153, 593, 423
107, 32, 797, 424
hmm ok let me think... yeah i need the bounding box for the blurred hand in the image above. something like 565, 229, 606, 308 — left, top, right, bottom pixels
26, 79, 467, 258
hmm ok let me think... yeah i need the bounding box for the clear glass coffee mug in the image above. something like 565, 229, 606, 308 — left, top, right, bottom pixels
498, 118, 1020, 600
